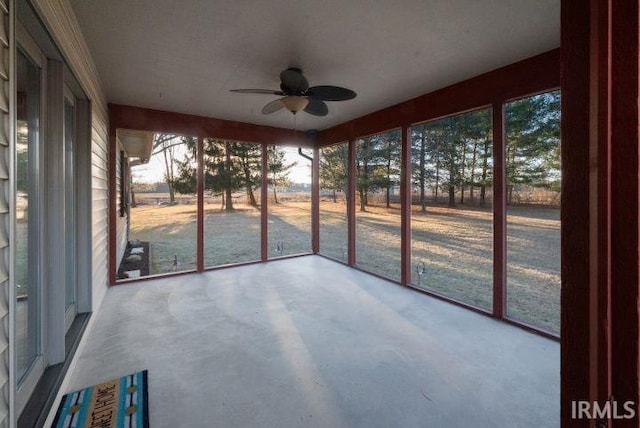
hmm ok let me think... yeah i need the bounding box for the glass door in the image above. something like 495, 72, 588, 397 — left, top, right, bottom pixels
64, 89, 77, 330
16, 45, 44, 391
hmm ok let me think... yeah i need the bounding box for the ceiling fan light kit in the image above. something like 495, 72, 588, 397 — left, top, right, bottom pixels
280, 96, 309, 114
231, 67, 356, 117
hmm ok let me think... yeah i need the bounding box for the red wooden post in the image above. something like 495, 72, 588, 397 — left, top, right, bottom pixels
561, 0, 639, 426
196, 136, 204, 272
560, 2, 592, 423
347, 139, 356, 266
261, 144, 269, 261
312, 146, 320, 253
593, 0, 613, 410
609, 0, 639, 424
400, 125, 412, 286
492, 103, 506, 319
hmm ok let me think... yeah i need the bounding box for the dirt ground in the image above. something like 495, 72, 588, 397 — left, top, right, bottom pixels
128, 197, 560, 333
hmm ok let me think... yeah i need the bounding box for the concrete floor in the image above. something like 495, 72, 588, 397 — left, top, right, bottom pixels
63, 256, 559, 427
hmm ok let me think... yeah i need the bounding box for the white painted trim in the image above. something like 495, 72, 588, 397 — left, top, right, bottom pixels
75, 98, 92, 314
31, 0, 107, 120
45, 58, 65, 365
63, 83, 74, 105
15, 21, 43, 68
43, 312, 98, 428
64, 303, 76, 332
15, 24, 48, 412
15, 355, 44, 415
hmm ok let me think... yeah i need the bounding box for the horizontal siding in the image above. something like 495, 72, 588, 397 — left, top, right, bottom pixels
91, 176, 108, 190
1, 0, 10, 424
91, 147, 107, 165
91, 114, 108, 135
91, 140, 107, 162
91, 125, 109, 310
92, 231, 108, 255
91, 153, 108, 170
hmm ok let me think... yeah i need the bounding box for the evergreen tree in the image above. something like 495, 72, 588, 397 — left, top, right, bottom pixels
356, 135, 388, 211
380, 130, 401, 208
320, 143, 349, 203
173, 138, 262, 211
505, 91, 560, 203
267, 146, 297, 204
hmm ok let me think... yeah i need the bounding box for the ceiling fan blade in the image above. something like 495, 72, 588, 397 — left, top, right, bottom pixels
262, 98, 284, 115
230, 89, 284, 95
280, 68, 309, 93
307, 85, 356, 101
304, 98, 328, 116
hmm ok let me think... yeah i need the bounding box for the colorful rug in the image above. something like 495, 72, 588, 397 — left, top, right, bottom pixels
53, 370, 149, 428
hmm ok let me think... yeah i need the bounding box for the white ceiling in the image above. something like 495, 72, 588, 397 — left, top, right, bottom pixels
69, 0, 559, 132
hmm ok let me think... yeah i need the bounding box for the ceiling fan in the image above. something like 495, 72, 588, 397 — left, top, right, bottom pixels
230, 67, 356, 117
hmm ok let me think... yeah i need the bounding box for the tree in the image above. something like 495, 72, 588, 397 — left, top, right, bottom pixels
151, 133, 184, 204
267, 147, 297, 204
356, 136, 387, 211
505, 91, 561, 204
411, 125, 438, 212
380, 130, 401, 208
413, 108, 492, 209
174, 138, 262, 211
229, 142, 262, 207
425, 116, 463, 208
457, 109, 492, 205
320, 143, 349, 203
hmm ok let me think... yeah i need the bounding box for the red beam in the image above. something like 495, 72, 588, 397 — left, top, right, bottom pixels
312, 147, 320, 253
562, 0, 640, 426
561, 1, 596, 423
347, 139, 356, 266
318, 49, 560, 145
593, 0, 613, 411
400, 126, 411, 286
261, 145, 268, 261
196, 137, 204, 272
108, 104, 311, 146
492, 103, 506, 319
609, 0, 639, 424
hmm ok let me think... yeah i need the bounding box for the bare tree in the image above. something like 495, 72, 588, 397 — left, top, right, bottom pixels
151, 133, 183, 204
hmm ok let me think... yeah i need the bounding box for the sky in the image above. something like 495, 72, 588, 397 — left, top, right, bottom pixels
132, 140, 311, 185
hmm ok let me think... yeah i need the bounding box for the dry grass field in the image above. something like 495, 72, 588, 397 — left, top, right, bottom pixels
324, 200, 559, 333
129, 193, 560, 333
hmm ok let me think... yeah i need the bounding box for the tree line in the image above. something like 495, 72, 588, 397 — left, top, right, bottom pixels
136, 91, 559, 213
135, 136, 298, 211
319, 91, 561, 211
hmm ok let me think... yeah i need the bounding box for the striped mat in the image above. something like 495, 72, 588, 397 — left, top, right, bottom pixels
53, 370, 149, 428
